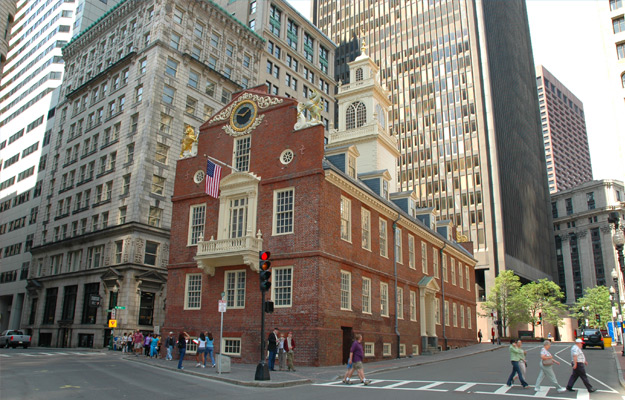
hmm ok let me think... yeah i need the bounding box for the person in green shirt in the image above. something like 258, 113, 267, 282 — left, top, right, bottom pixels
506, 339, 529, 388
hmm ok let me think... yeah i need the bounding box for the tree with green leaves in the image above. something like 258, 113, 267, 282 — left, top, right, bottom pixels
518, 279, 567, 336
480, 270, 526, 337
570, 286, 612, 329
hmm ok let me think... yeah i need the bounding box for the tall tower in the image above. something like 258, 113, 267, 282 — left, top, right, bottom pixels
536, 65, 593, 193
328, 42, 400, 192
0, 0, 119, 333
314, 0, 556, 302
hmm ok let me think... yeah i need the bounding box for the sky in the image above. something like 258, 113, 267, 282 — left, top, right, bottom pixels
287, 0, 625, 183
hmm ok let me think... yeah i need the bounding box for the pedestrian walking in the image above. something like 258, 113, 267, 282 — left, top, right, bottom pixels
150, 334, 158, 358
478, 329, 483, 343
566, 338, 596, 392
144, 333, 152, 356
267, 327, 279, 371
121, 333, 128, 353
204, 332, 215, 368
515, 340, 528, 383
535, 340, 566, 393
165, 332, 175, 361
177, 331, 191, 370
278, 333, 286, 371
284, 331, 296, 372
506, 339, 529, 388
342, 333, 371, 385
133, 329, 144, 357
491, 327, 496, 345
195, 332, 207, 368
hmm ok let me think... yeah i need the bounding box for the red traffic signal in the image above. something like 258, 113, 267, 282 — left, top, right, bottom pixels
259, 251, 272, 291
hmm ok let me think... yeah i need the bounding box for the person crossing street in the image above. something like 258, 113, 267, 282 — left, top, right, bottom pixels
566, 338, 596, 393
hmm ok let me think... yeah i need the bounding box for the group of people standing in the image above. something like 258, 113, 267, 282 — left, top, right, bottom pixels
169, 331, 216, 370
121, 330, 161, 358
267, 328, 296, 372
506, 338, 596, 393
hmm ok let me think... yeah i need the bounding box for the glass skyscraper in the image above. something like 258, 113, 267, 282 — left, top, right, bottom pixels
313, 0, 556, 300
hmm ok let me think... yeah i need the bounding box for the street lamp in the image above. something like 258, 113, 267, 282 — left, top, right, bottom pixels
611, 286, 620, 344
608, 211, 625, 356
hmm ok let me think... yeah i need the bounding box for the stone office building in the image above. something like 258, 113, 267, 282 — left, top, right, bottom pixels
551, 179, 625, 304
23, 0, 263, 348
164, 51, 477, 366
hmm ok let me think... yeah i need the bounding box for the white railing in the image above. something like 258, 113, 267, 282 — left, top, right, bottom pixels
196, 235, 262, 256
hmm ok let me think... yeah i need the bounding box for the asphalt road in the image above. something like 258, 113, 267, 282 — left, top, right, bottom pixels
1, 344, 623, 400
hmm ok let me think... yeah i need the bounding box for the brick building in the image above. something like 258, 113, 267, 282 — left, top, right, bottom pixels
165, 51, 477, 366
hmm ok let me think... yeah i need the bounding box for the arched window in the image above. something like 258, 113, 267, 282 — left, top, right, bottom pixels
355, 68, 363, 81
376, 104, 385, 128
346, 101, 366, 129
622, 72, 625, 88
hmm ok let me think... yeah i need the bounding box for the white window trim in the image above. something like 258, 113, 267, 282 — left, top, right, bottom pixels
399, 343, 406, 357
461, 304, 465, 328
184, 273, 202, 310
435, 298, 441, 325
410, 290, 417, 321
397, 286, 404, 319
421, 241, 427, 274
453, 302, 458, 327
224, 269, 246, 309
340, 196, 352, 243
467, 307, 472, 329
271, 266, 293, 308
340, 270, 352, 310
451, 258, 456, 286
187, 203, 206, 246
379, 218, 388, 258
465, 265, 470, 291
364, 342, 375, 357
221, 337, 242, 356
408, 235, 415, 269
383, 342, 392, 356
412, 344, 419, 356
361, 208, 371, 251
445, 300, 450, 326
362, 277, 372, 314
459, 262, 464, 289
380, 282, 389, 317
272, 187, 295, 235
395, 227, 403, 264
217, 172, 259, 240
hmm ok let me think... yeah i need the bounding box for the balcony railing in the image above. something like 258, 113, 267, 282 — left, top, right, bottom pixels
195, 233, 263, 276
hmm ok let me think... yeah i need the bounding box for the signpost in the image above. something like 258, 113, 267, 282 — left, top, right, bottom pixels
218, 294, 226, 374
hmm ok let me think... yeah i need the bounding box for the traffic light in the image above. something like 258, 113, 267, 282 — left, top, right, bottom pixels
537, 312, 542, 325
595, 314, 600, 323
259, 251, 271, 292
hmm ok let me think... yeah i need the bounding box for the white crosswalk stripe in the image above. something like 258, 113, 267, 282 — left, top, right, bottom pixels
314, 379, 619, 399
0, 351, 106, 359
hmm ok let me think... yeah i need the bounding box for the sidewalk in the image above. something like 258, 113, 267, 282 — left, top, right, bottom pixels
121, 343, 506, 388
614, 343, 625, 390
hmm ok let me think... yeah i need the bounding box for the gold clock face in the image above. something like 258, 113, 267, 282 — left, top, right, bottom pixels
230, 100, 258, 132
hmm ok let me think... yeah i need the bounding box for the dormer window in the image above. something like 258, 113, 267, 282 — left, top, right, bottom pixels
382, 179, 389, 200
355, 68, 363, 81
346, 101, 366, 129
348, 155, 356, 179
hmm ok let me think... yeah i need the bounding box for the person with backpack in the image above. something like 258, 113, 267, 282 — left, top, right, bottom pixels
177, 331, 190, 370
165, 332, 175, 361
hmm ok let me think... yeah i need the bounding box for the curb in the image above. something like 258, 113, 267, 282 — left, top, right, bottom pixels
344, 344, 507, 379
614, 346, 625, 391
123, 356, 312, 388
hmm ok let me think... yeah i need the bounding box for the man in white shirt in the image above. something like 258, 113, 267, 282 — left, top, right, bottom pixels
566, 338, 595, 392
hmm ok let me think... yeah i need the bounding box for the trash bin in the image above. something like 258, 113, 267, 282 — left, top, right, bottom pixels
604, 336, 612, 347
215, 353, 231, 373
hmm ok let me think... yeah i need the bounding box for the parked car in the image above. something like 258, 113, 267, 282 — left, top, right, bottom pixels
0, 330, 31, 348
580, 329, 604, 349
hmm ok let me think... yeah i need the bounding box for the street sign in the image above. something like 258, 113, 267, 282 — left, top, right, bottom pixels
111, 309, 116, 319
115, 306, 126, 310
218, 300, 227, 313
89, 294, 101, 307
108, 319, 117, 328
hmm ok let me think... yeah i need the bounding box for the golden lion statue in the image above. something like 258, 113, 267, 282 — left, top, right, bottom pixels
180, 126, 198, 157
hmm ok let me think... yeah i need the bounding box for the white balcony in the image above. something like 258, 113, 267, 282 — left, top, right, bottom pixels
194, 233, 263, 276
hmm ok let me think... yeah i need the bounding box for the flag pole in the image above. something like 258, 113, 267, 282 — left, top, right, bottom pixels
206, 155, 239, 173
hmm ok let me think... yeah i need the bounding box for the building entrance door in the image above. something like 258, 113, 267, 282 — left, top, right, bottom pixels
341, 326, 353, 364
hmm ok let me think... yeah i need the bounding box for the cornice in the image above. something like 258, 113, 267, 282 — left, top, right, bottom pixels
324, 169, 475, 264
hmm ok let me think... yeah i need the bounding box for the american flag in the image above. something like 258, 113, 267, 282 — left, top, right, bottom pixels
205, 159, 222, 198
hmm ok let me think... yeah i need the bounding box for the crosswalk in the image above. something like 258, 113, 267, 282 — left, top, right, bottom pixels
0, 351, 106, 359
314, 379, 621, 399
